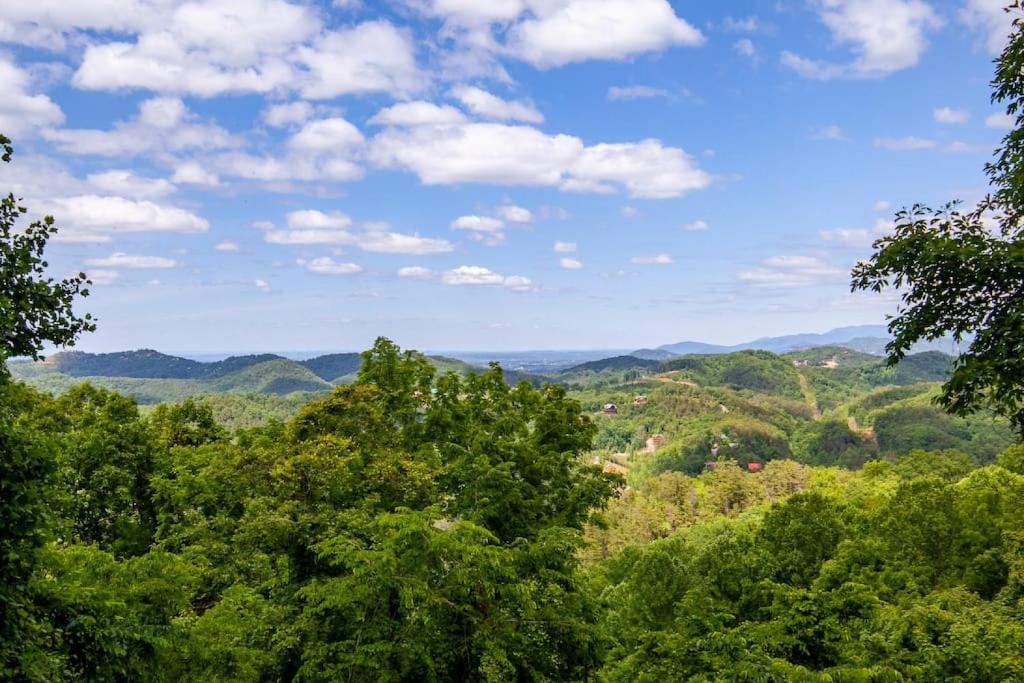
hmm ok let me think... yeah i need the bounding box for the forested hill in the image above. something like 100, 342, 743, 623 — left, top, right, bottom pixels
6, 348, 546, 403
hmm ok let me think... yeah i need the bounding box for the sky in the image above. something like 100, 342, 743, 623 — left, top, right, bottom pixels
0, 0, 1015, 353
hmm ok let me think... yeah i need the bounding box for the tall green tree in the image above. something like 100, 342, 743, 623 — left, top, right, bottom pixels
0, 133, 96, 679
852, 3, 1024, 435
0, 134, 94, 363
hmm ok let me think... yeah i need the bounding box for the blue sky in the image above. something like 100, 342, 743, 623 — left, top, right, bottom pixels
0, 0, 1013, 352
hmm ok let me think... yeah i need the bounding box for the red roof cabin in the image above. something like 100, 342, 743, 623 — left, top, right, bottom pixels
746, 462, 763, 472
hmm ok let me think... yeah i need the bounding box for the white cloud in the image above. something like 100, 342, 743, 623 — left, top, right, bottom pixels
398, 266, 434, 278
442, 265, 533, 291
782, 0, 941, 80
506, 0, 703, 68
84, 252, 180, 269
682, 220, 708, 231
945, 141, 989, 154
723, 16, 760, 32
570, 139, 711, 199
87, 170, 175, 198
172, 162, 220, 186
874, 136, 937, 150
263, 101, 314, 127
820, 218, 894, 248
288, 209, 352, 229
294, 21, 424, 99
288, 117, 364, 153
873, 200, 891, 211
450, 85, 543, 123
38, 195, 209, 243
734, 38, 757, 60
620, 206, 639, 217
451, 215, 504, 232
0, 57, 64, 136
607, 85, 672, 101
371, 122, 582, 186
267, 210, 453, 254
371, 120, 709, 198
356, 228, 454, 254
560, 257, 583, 269
496, 204, 533, 223
986, 112, 1014, 129
85, 269, 120, 286
215, 241, 240, 252
631, 253, 673, 265
43, 96, 236, 157
554, 241, 576, 253
73, 1, 317, 96
369, 101, 467, 126
739, 255, 844, 287
299, 257, 363, 275
811, 124, 847, 141
255, 278, 271, 292
960, 0, 1013, 54
934, 106, 969, 124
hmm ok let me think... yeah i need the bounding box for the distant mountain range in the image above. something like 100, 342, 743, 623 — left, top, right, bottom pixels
648, 325, 961, 358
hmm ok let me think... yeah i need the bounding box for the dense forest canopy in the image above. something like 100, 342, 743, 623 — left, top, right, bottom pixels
6, 3, 1024, 681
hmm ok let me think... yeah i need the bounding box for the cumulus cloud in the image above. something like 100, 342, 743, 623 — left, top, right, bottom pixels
450, 85, 543, 123
0, 57, 64, 136
506, 0, 703, 68
451, 215, 504, 232
73, 0, 317, 96
496, 204, 533, 223
288, 117, 364, 153
85, 269, 121, 286
553, 241, 577, 253
369, 101, 467, 126
441, 265, 533, 291
263, 101, 314, 127
43, 96, 236, 157
738, 255, 843, 288
934, 106, 969, 124
398, 266, 434, 278
51, 0, 423, 101
820, 218, 894, 248
630, 253, 673, 265
84, 252, 180, 269
960, 0, 1014, 54
265, 209, 453, 254
255, 278, 271, 292
37, 195, 209, 243
87, 170, 175, 198
172, 162, 220, 186
215, 241, 240, 252
294, 21, 425, 99
682, 220, 709, 231
560, 257, 583, 269
782, 0, 941, 80
367, 106, 710, 198
299, 257, 363, 275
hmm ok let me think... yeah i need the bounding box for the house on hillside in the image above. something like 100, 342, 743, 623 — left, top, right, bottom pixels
747, 462, 763, 472
633, 394, 648, 405
602, 403, 618, 415
644, 434, 666, 453
603, 462, 628, 476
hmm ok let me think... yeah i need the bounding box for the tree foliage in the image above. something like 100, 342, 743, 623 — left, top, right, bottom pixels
852, 4, 1024, 434
0, 134, 94, 362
